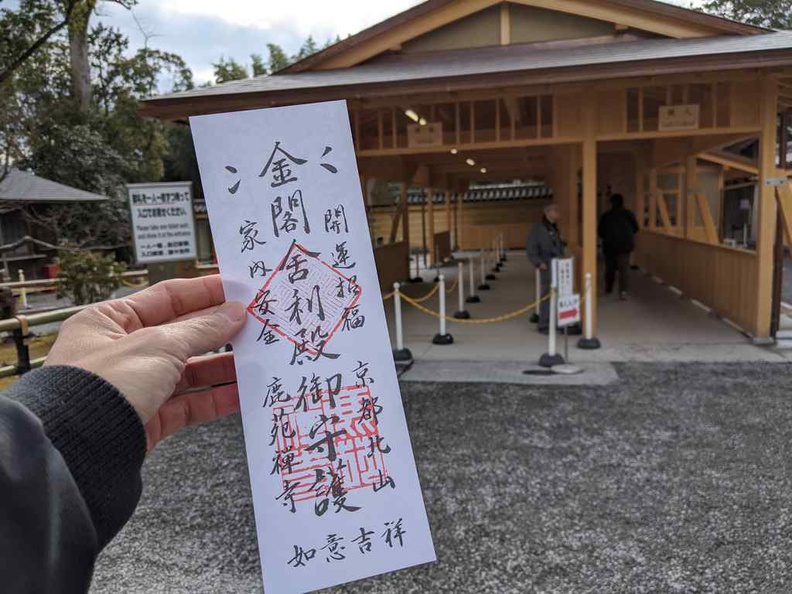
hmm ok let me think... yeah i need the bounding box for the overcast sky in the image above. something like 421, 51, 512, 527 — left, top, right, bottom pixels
91, 0, 687, 86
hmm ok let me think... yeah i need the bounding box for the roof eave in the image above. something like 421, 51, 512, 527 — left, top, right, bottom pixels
140, 49, 792, 121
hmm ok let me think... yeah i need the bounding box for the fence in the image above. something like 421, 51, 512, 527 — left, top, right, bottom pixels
633, 230, 759, 334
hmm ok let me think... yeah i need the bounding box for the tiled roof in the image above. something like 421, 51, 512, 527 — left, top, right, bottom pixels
0, 169, 108, 202
406, 183, 552, 205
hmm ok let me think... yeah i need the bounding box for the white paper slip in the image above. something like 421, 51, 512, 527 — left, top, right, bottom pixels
189, 100, 435, 594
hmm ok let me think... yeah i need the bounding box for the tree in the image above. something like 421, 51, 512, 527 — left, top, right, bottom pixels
266, 43, 291, 73
251, 52, 266, 77
56, 247, 126, 305
699, 0, 792, 29
295, 35, 318, 61
213, 56, 248, 84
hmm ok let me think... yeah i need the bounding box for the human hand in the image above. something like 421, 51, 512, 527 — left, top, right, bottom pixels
45, 275, 247, 451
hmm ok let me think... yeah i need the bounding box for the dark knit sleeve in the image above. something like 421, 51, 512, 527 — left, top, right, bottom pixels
5, 365, 146, 547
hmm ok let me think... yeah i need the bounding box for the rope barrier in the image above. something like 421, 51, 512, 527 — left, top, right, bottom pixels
382, 290, 395, 301
445, 277, 459, 294
408, 283, 440, 303
399, 290, 552, 325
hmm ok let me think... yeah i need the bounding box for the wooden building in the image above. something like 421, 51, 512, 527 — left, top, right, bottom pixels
142, 0, 792, 343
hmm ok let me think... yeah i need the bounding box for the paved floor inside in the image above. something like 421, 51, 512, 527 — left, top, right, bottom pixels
386, 251, 791, 371
91, 363, 792, 594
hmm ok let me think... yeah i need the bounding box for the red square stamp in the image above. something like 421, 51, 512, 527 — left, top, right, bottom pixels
247, 242, 362, 356
272, 384, 390, 505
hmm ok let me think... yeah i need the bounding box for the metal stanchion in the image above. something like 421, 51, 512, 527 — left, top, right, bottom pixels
18, 269, 28, 310
478, 251, 491, 290
454, 261, 471, 319
409, 254, 423, 283
578, 272, 601, 349
539, 261, 565, 367
487, 246, 498, 280
466, 258, 480, 303
432, 274, 454, 345
392, 283, 413, 362
530, 267, 540, 324
501, 233, 508, 262
493, 238, 502, 273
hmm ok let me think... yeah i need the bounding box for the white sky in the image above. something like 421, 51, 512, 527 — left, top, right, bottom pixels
95, 0, 692, 85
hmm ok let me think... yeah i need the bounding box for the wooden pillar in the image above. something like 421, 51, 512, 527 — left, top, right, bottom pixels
685, 156, 697, 239
582, 99, 598, 333
400, 182, 410, 246
427, 187, 435, 265
755, 76, 779, 340
458, 185, 466, 249
649, 168, 658, 230
635, 158, 645, 230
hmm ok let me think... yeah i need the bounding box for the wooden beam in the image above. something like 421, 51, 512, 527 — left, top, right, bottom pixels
500, 2, 510, 46
698, 151, 759, 175
400, 182, 410, 248
427, 186, 435, 266
755, 76, 779, 339
685, 155, 697, 238
656, 192, 674, 233
695, 193, 719, 244
775, 183, 792, 245
649, 168, 658, 229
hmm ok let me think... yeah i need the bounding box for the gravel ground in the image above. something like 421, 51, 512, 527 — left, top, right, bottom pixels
92, 363, 792, 594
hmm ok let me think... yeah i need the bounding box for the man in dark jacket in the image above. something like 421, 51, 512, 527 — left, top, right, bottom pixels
0, 275, 247, 593
527, 203, 565, 333
598, 193, 639, 300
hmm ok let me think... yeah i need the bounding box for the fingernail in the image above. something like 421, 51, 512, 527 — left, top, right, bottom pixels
219, 301, 247, 323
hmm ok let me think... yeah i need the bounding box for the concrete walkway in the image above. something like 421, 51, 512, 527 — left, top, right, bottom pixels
385, 251, 791, 375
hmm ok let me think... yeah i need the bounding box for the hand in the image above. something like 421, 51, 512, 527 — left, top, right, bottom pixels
45, 275, 247, 451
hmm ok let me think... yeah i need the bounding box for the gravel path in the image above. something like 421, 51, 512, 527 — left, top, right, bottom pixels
92, 363, 792, 594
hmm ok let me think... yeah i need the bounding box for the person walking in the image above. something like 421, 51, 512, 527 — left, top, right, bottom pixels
527, 203, 565, 334
598, 193, 639, 300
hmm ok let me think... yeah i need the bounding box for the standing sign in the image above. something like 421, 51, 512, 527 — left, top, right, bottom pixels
190, 101, 435, 594
557, 294, 581, 327
555, 258, 574, 298
127, 181, 196, 264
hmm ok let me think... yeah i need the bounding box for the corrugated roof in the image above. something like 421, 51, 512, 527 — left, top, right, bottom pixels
145, 32, 792, 107
0, 169, 109, 202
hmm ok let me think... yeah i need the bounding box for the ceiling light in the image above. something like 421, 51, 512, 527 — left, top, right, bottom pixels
466, 158, 476, 166
419, 118, 427, 126
450, 148, 458, 155
404, 109, 419, 122
480, 167, 487, 174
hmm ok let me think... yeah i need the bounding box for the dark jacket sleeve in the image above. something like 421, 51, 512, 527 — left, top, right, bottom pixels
628, 210, 639, 233
0, 366, 146, 594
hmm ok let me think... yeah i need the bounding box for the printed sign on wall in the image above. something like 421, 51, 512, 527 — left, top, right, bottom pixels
127, 181, 196, 264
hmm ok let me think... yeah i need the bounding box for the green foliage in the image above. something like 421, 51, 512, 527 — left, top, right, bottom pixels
56, 248, 126, 305
699, 0, 792, 29
250, 53, 266, 77
266, 43, 291, 73
212, 56, 248, 84
295, 35, 319, 61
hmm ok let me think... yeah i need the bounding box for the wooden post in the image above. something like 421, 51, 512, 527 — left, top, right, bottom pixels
458, 185, 466, 250
635, 158, 645, 230
755, 76, 779, 340
582, 98, 598, 333
649, 168, 658, 230
400, 182, 410, 247
685, 155, 697, 238
445, 190, 453, 248
427, 187, 435, 266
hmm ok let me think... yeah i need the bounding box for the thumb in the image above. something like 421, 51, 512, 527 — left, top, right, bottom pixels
161, 301, 247, 358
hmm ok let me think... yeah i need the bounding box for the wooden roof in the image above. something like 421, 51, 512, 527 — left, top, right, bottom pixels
280, 0, 766, 74
141, 32, 792, 120
0, 169, 108, 203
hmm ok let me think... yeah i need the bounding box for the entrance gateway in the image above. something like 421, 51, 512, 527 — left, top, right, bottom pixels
141, 0, 792, 345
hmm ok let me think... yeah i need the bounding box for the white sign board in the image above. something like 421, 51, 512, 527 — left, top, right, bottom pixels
658, 104, 700, 131
190, 101, 435, 594
764, 177, 788, 187
557, 294, 581, 328
554, 258, 574, 298
406, 122, 443, 148
127, 182, 196, 264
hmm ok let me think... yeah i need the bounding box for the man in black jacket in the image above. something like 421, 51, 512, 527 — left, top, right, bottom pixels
0, 275, 247, 593
527, 203, 566, 333
598, 193, 639, 300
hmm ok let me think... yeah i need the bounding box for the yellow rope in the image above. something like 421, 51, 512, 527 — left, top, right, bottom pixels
445, 277, 459, 293
399, 290, 553, 325
382, 290, 395, 301
409, 283, 440, 303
